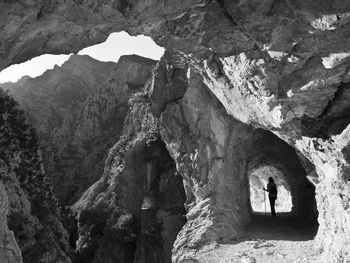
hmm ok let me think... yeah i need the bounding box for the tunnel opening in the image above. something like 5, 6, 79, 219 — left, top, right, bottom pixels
243, 129, 319, 241
249, 165, 292, 214
134, 138, 187, 263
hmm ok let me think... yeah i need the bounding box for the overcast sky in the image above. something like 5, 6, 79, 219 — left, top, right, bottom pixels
0, 32, 164, 83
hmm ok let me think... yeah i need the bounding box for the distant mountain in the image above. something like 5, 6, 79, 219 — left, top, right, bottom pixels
3, 54, 157, 205
2, 54, 116, 137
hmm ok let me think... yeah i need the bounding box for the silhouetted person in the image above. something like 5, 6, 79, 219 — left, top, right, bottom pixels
264, 177, 278, 217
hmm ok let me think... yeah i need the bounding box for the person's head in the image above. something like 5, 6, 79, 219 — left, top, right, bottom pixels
268, 177, 274, 183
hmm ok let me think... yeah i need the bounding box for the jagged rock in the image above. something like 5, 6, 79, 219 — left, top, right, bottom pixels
71, 80, 187, 262
4, 54, 156, 206
2, 54, 115, 137
0, 89, 70, 263
47, 54, 156, 205
0, 164, 22, 263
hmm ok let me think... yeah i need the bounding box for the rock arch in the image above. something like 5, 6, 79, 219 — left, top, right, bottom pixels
2, 1, 350, 262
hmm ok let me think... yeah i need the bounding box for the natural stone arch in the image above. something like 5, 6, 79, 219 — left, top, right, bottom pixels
2, 1, 350, 262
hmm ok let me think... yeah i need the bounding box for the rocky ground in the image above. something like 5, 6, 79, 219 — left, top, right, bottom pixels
196, 214, 319, 263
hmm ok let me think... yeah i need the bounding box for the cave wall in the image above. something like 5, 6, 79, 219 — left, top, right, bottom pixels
160, 70, 253, 260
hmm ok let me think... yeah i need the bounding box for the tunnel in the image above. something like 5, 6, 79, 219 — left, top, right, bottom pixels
160, 75, 321, 260
243, 129, 319, 239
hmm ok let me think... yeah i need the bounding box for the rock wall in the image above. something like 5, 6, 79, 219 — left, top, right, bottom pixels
160, 68, 317, 261
4, 54, 157, 206
0, 89, 71, 263
2, 55, 116, 205
2, 55, 116, 136
46, 54, 157, 205
0, 164, 22, 263
70, 57, 317, 262
1, 0, 350, 262
71, 78, 187, 262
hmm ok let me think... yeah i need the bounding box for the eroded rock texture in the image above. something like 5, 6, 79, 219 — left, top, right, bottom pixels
0, 89, 70, 263
3, 54, 156, 206
0, 165, 22, 263
1, 0, 350, 262
69, 57, 317, 262
71, 77, 187, 262
2, 55, 116, 136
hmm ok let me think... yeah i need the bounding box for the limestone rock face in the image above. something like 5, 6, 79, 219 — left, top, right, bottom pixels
70, 59, 316, 263
69, 67, 187, 262
160, 69, 317, 262
0, 166, 22, 263
1, 1, 350, 262
46, 54, 157, 205
4, 54, 156, 205
0, 89, 70, 263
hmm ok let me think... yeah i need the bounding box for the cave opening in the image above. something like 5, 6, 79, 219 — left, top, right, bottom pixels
133, 138, 187, 263
242, 129, 319, 241
0, 31, 164, 84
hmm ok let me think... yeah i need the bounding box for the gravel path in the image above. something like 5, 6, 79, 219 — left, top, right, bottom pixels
195, 214, 320, 263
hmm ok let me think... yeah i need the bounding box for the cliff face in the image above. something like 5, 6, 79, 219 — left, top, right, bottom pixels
0, 89, 70, 263
0, 163, 22, 263
71, 66, 187, 262
45, 55, 157, 205
2, 55, 116, 136
1, 1, 350, 262
4, 54, 157, 205
71, 56, 316, 263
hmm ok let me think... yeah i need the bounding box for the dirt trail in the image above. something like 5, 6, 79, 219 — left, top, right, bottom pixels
195, 214, 320, 263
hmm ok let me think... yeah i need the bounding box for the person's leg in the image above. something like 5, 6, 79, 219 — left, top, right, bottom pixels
271, 197, 276, 217
269, 196, 276, 216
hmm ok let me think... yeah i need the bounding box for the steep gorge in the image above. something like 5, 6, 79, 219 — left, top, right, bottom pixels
1, 0, 350, 262
3, 54, 157, 206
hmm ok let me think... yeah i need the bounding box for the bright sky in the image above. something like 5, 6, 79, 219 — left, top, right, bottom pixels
0, 31, 164, 83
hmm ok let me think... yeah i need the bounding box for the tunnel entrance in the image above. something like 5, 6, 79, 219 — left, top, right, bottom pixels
243, 129, 319, 241
133, 138, 187, 263
249, 165, 292, 214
